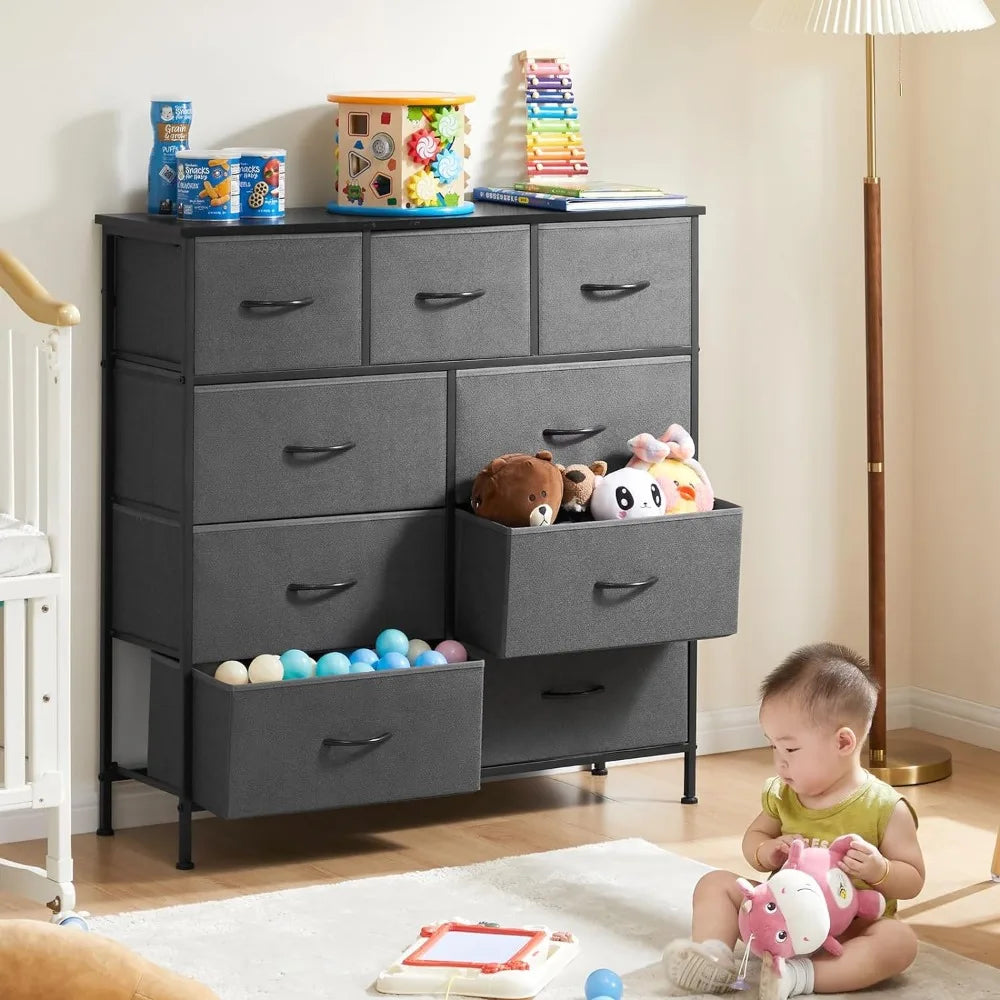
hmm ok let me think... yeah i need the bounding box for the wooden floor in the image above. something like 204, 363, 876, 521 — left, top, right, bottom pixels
1, 728, 997, 968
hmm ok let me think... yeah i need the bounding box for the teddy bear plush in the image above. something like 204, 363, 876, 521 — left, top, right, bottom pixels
470, 451, 564, 527
626, 423, 714, 514
0, 919, 218, 999
557, 460, 608, 519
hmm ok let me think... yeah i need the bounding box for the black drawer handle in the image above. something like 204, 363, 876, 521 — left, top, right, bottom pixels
542, 425, 606, 438
283, 443, 356, 455
240, 297, 315, 309
415, 289, 486, 302
594, 576, 659, 591
322, 732, 392, 747
580, 281, 651, 294
287, 580, 357, 593
541, 685, 606, 699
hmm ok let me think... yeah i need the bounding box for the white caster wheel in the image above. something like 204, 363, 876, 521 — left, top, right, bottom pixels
51, 911, 90, 930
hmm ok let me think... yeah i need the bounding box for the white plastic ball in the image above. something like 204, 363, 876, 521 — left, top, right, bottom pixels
407, 638, 432, 663
215, 659, 249, 685
248, 653, 284, 683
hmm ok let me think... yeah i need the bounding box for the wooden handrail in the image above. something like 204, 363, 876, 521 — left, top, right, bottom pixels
0, 250, 80, 327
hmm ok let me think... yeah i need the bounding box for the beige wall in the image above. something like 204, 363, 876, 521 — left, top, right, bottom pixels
3, 0, 988, 822
910, 23, 1000, 708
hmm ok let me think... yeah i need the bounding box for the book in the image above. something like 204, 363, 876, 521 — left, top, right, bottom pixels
472, 186, 688, 212
513, 180, 674, 200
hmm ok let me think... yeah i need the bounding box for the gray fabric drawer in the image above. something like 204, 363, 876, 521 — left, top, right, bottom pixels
370, 227, 531, 364
537, 219, 691, 355
481, 642, 687, 767
193, 234, 362, 374
454, 358, 690, 503
455, 502, 742, 658
192, 510, 446, 662
148, 654, 483, 819
193, 373, 446, 523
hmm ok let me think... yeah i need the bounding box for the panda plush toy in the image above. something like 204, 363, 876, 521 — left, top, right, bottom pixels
589, 467, 666, 521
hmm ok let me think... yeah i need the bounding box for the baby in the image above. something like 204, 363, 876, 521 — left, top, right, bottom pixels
664, 642, 924, 1000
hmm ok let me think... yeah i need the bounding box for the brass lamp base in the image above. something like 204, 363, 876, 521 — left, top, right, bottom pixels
868, 738, 952, 786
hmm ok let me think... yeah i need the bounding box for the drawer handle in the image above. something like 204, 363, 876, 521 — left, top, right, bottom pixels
240, 297, 315, 309
594, 576, 660, 591
542, 425, 606, 439
541, 685, 606, 699
283, 443, 356, 455
580, 281, 651, 294
322, 732, 392, 747
287, 580, 357, 593
415, 289, 486, 302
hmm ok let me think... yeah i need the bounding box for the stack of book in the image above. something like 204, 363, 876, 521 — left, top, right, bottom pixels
471, 181, 687, 213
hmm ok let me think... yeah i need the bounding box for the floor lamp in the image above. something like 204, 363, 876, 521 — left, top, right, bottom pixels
751, 0, 995, 785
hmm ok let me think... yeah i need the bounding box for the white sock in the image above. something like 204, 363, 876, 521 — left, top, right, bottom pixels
786, 957, 815, 996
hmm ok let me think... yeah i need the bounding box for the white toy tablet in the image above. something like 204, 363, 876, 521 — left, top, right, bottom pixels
376, 919, 579, 998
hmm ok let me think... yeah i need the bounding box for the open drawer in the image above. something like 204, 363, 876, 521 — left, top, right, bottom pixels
455, 502, 742, 658
147, 652, 484, 819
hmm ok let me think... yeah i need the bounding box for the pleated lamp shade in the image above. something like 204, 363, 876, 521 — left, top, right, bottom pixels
752, 0, 995, 34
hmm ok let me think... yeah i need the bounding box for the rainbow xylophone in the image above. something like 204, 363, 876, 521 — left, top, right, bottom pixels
519, 51, 589, 178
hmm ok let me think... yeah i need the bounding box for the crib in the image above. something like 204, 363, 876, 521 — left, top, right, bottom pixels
0, 249, 79, 921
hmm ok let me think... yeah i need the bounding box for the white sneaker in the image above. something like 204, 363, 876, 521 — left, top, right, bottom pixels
663, 938, 738, 994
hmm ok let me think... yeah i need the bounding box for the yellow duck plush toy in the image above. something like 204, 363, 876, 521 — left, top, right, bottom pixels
0, 920, 218, 1000
626, 423, 714, 514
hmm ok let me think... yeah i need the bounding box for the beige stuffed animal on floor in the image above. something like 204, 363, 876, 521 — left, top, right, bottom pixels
0, 920, 218, 1000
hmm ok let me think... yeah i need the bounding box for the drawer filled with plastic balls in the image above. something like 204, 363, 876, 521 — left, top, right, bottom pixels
145, 641, 483, 820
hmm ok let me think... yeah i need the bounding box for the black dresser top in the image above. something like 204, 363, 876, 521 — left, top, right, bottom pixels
95, 202, 706, 241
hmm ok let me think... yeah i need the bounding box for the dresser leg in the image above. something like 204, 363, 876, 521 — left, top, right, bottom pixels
591, 761, 608, 776
681, 745, 698, 804
176, 800, 195, 870
97, 766, 115, 836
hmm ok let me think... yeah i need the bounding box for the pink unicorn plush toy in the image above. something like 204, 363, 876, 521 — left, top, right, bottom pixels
626, 424, 714, 514
736, 835, 886, 968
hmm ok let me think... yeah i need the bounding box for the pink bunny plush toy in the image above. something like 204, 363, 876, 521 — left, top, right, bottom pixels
736, 835, 886, 974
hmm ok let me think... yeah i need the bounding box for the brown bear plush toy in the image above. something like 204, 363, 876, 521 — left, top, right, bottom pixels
558, 460, 609, 518
471, 450, 564, 527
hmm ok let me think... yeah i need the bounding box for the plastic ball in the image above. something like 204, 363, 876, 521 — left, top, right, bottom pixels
414, 650, 448, 667
348, 662, 375, 674
214, 659, 249, 685
375, 651, 411, 671
434, 639, 468, 664
375, 628, 410, 658
315, 651, 352, 677
349, 647, 379, 665
407, 638, 432, 663
585, 969, 623, 1000
280, 648, 316, 680
248, 654, 284, 683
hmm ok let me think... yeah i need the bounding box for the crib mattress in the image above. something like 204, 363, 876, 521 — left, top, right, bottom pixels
0, 513, 52, 576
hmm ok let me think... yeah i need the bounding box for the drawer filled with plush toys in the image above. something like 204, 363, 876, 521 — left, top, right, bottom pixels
455, 423, 742, 658
146, 629, 484, 820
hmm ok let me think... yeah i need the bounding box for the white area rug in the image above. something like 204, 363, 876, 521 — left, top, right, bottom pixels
90, 839, 1000, 999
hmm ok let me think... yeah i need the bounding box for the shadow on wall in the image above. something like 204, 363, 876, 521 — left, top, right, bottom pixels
478, 54, 533, 187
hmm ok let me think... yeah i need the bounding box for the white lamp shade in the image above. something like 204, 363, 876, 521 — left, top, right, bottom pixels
752, 0, 995, 34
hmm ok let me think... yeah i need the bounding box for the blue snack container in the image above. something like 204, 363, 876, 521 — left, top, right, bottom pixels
147, 97, 192, 215
176, 150, 241, 221
232, 147, 286, 219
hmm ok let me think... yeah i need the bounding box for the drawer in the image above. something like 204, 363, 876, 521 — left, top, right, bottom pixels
193, 234, 362, 375
192, 510, 445, 662
193, 373, 446, 523
370, 227, 531, 364
455, 503, 742, 658
148, 654, 483, 819
537, 219, 691, 355
454, 358, 690, 503
480, 643, 687, 767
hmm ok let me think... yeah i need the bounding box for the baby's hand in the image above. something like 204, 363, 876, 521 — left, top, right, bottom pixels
839, 836, 890, 886
759, 835, 801, 870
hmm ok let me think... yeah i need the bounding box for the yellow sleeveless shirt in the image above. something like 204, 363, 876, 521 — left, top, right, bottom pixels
761, 772, 918, 917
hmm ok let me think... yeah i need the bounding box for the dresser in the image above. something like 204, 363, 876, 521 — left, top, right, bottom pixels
95, 204, 742, 870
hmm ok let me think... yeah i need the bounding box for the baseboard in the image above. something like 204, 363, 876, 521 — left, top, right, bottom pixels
0, 685, 994, 845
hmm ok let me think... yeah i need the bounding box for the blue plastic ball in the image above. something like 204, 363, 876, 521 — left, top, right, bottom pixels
348, 662, 375, 673
585, 969, 623, 1000
349, 647, 379, 665
375, 651, 411, 671
280, 648, 316, 680
414, 650, 448, 667
315, 651, 352, 677
375, 628, 410, 658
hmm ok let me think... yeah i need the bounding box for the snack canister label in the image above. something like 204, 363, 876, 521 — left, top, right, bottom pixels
233, 147, 286, 219
176, 151, 241, 221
